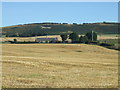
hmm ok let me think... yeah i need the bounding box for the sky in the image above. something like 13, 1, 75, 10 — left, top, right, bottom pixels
2, 2, 118, 27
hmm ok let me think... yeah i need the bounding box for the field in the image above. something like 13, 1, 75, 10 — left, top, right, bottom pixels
2, 44, 118, 88
2, 35, 62, 42
99, 39, 119, 47
2, 34, 118, 42
97, 34, 118, 40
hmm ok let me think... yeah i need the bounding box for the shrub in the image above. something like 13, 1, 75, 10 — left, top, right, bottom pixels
60, 34, 68, 42
100, 43, 114, 46
79, 36, 88, 43
86, 31, 97, 41
13, 39, 17, 42
69, 33, 79, 43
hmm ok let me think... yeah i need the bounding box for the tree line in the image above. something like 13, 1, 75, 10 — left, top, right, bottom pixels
60, 31, 97, 43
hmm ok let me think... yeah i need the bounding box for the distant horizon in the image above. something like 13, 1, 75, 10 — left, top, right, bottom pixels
2, 2, 118, 27
1, 21, 119, 27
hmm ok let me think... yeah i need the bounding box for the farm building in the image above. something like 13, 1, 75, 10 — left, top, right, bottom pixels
35, 37, 59, 43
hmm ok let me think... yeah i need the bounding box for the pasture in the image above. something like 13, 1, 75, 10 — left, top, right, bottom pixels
2, 44, 118, 88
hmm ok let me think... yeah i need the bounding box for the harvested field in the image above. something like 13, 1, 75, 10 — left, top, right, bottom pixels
2, 44, 118, 88
97, 34, 118, 40
2, 35, 62, 42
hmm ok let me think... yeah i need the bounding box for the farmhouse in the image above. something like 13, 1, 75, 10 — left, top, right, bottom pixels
35, 37, 58, 43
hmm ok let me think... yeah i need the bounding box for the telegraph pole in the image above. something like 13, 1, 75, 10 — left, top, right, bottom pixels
92, 30, 93, 41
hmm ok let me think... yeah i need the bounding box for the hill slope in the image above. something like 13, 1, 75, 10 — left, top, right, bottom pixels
2, 22, 119, 37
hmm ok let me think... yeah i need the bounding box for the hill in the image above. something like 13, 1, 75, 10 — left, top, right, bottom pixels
2, 22, 119, 37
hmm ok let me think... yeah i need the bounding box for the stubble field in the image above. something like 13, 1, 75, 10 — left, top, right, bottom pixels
2, 44, 118, 88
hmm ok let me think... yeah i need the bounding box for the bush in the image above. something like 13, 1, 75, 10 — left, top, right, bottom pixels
13, 39, 17, 42
56, 41, 62, 43
79, 36, 88, 43
60, 34, 68, 42
99, 43, 114, 46
45, 41, 49, 43
86, 31, 97, 41
65, 41, 68, 43
69, 33, 79, 43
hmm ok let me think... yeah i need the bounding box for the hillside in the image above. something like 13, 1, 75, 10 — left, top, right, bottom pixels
2, 22, 119, 37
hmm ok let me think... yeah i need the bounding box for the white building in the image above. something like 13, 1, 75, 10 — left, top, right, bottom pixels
35, 37, 58, 43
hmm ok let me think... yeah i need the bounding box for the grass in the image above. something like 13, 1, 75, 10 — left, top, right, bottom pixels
98, 34, 118, 40
2, 35, 61, 42
99, 39, 119, 46
2, 44, 118, 88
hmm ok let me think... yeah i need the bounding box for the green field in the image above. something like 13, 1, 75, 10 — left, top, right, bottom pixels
100, 39, 119, 46
2, 23, 118, 37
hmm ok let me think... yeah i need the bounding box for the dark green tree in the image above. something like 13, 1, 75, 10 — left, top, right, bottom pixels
13, 39, 17, 42
79, 36, 88, 43
86, 31, 97, 41
60, 34, 68, 42
69, 33, 79, 43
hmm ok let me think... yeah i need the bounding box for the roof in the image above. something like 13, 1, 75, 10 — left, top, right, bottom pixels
36, 38, 58, 41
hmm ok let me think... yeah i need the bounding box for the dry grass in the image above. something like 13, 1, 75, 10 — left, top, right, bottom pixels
98, 34, 118, 40
2, 44, 118, 88
2, 35, 62, 42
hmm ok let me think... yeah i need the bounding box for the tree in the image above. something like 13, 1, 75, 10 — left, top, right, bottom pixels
13, 39, 17, 42
86, 31, 97, 41
60, 34, 68, 42
79, 36, 88, 43
69, 33, 79, 43
73, 23, 77, 25
103, 21, 106, 23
